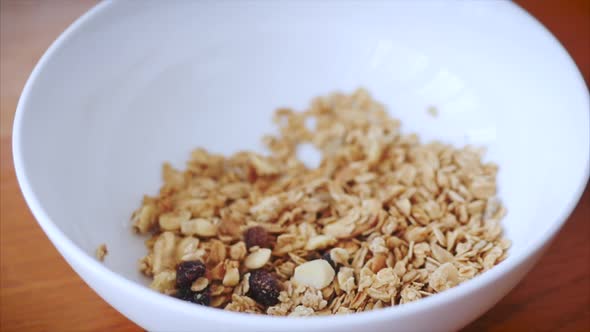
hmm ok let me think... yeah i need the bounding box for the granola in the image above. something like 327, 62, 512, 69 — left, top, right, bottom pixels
131, 88, 509, 316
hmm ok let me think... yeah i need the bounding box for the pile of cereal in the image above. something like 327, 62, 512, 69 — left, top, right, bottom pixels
131, 89, 509, 316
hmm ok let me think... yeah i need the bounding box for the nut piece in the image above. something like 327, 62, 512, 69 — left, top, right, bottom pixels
181, 218, 218, 237
245, 248, 272, 270
175, 237, 200, 261
248, 269, 280, 306
336, 267, 355, 293
159, 210, 191, 231
293, 259, 335, 289
395, 198, 412, 216
152, 232, 176, 274
329, 248, 350, 266
132, 204, 156, 233
223, 266, 241, 287
191, 277, 209, 292
208, 261, 226, 281
229, 241, 247, 260
305, 235, 336, 251
244, 226, 273, 249
150, 270, 176, 293
250, 154, 280, 175
207, 240, 227, 265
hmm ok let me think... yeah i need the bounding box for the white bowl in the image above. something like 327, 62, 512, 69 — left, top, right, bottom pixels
13, 1, 589, 331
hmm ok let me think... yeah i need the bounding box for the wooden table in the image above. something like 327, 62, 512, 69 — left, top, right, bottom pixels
1, 1, 588, 331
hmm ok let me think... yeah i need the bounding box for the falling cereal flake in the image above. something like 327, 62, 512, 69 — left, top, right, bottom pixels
427, 106, 439, 117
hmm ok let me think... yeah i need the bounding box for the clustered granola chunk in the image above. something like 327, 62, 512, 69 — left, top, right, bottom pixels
132, 88, 510, 316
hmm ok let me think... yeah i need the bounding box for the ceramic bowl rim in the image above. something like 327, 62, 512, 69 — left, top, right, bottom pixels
12, 1, 589, 329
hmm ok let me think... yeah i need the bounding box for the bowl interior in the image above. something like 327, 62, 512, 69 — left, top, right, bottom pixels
16, 1, 589, 290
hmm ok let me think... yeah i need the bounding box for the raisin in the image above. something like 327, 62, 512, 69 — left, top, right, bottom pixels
176, 260, 206, 288
306, 251, 321, 261
191, 288, 211, 306
248, 269, 280, 306
321, 251, 339, 272
244, 226, 272, 249
174, 287, 193, 301
247, 166, 258, 183
174, 287, 211, 306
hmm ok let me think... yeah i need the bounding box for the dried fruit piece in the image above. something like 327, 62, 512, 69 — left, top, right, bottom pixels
321, 251, 337, 271
293, 259, 335, 289
175, 287, 211, 306
244, 226, 272, 249
176, 260, 206, 288
248, 269, 280, 306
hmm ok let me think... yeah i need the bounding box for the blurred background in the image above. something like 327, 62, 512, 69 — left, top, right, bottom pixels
1, 1, 588, 331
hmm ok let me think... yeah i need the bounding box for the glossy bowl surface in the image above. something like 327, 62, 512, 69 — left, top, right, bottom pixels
13, 1, 589, 331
